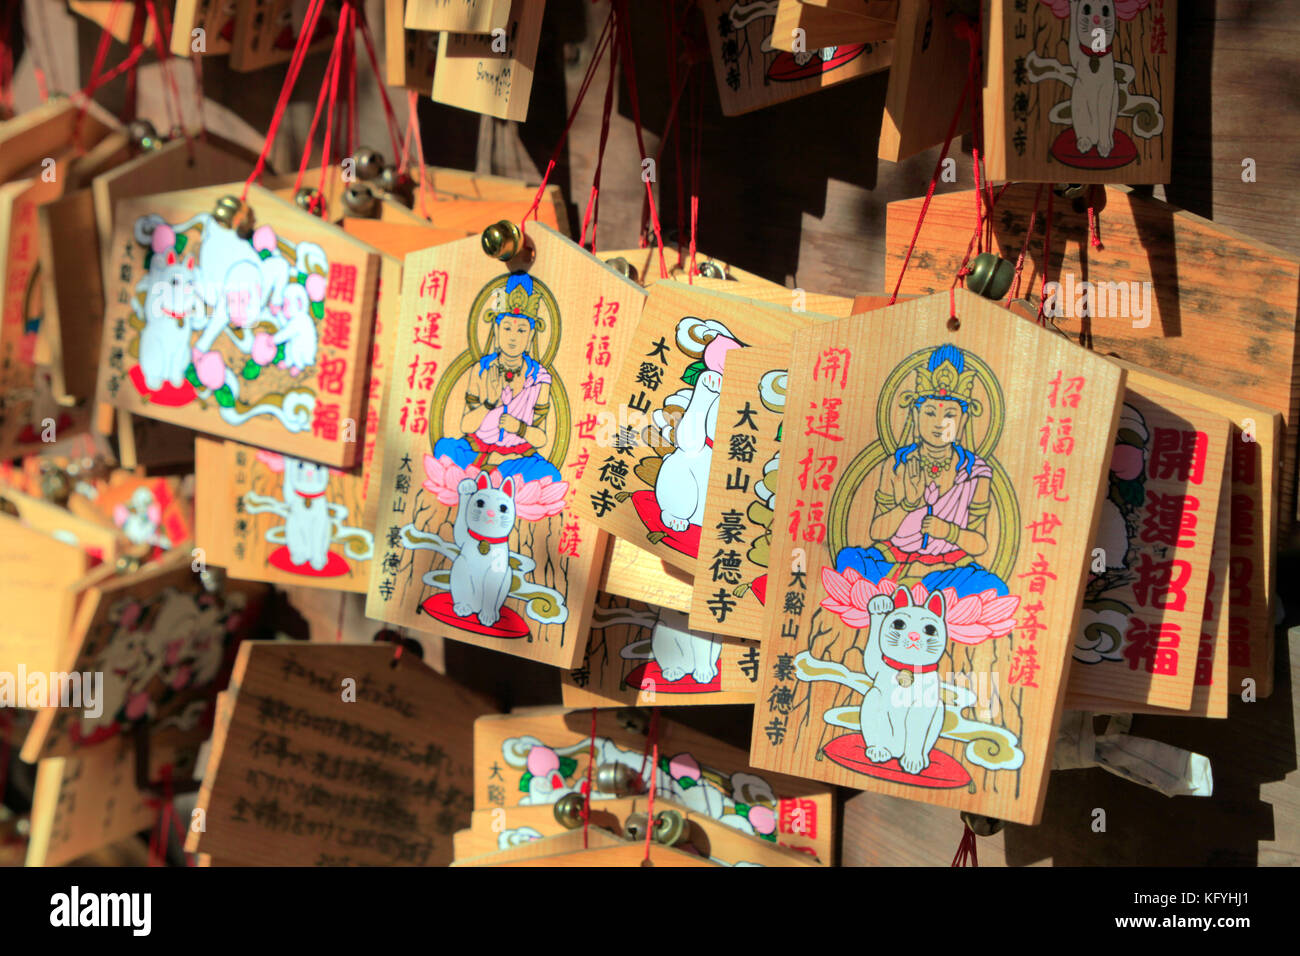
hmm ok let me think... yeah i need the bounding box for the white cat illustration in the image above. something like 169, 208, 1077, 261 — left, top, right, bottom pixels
652, 317, 740, 533
1046, 0, 1151, 158
137, 247, 199, 391
450, 473, 516, 627
859, 589, 948, 775
282, 457, 333, 571
620, 608, 722, 685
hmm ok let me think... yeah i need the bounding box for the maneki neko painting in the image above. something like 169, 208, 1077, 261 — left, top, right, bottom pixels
95, 185, 378, 467
986, 0, 1176, 182
366, 225, 646, 667
750, 291, 1125, 825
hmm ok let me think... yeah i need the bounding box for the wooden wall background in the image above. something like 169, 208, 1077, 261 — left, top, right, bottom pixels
9, 0, 1298, 865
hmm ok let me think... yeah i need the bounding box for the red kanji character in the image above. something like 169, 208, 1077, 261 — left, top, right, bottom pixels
576, 414, 599, 441
1132, 554, 1191, 612
581, 374, 606, 405
1046, 370, 1085, 408
804, 398, 844, 442
558, 520, 582, 558
419, 269, 449, 304
1122, 618, 1180, 675
1140, 492, 1198, 548
1027, 512, 1062, 545
1032, 462, 1070, 502
1149, 427, 1208, 484
326, 263, 358, 304
321, 310, 352, 349
312, 402, 340, 440
317, 356, 348, 395
1008, 645, 1040, 687
812, 348, 851, 390
1230, 494, 1255, 548
413, 312, 442, 349
400, 397, 428, 435
1017, 554, 1057, 594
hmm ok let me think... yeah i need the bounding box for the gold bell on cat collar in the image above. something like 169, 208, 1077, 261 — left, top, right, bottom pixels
553, 793, 586, 830
482, 219, 524, 261
966, 252, 1015, 301
353, 147, 385, 182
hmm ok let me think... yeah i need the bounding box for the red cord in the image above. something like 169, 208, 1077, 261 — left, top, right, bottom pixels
1007, 183, 1044, 305
688, 73, 703, 281
612, 0, 667, 278
951, 823, 979, 866
314, 4, 349, 203
354, 2, 403, 168
579, 25, 620, 252
581, 707, 597, 850
293, 8, 346, 201
241, 0, 328, 201
1088, 201, 1104, 250
407, 91, 434, 219
642, 708, 660, 864
1037, 190, 1055, 325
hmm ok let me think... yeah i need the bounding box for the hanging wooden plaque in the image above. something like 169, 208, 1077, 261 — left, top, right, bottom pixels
194, 434, 236, 569
190, 643, 495, 866
701, 0, 892, 116
600, 536, 694, 612
748, 289, 1124, 825
430, 0, 546, 122
573, 282, 830, 576
475, 708, 834, 861
878, 0, 971, 161
384, 0, 437, 94
770, 1, 895, 51
365, 224, 644, 667
885, 185, 1300, 535
405, 0, 514, 34
1061, 380, 1228, 711
170, 0, 238, 56
984, 0, 1176, 183
454, 796, 818, 866
561, 592, 760, 707
0, 98, 114, 185
96, 184, 379, 466
21, 552, 267, 763
229, 0, 337, 72
0, 515, 92, 676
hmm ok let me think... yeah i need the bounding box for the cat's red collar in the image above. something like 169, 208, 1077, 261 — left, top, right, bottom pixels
882, 654, 939, 674
469, 528, 510, 544
296, 490, 327, 500
704, 437, 714, 448
1079, 42, 1112, 57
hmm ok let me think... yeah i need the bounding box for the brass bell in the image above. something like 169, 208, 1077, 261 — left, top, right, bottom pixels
594, 762, 641, 795
615, 707, 650, 734
213, 195, 243, 229
294, 187, 322, 214
553, 792, 586, 830
39, 464, 71, 506
481, 220, 523, 261
1052, 183, 1086, 200
606, 257, 638, 281
960, 811, 1006, 837
697, 260, 728, 280
966, 252, 1015, 301
652, 809, 688, 846
115, 551, 144, 576
353, 147, 385, 182
342, 183, 380, 219
623, 812, 650, 842
377, 165, 415, 207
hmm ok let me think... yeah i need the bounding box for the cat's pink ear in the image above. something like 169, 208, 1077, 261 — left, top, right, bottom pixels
892, 589, 912, 609
501, 477, 515, 498
475, 473, 490, 491
926, 591, 946, 617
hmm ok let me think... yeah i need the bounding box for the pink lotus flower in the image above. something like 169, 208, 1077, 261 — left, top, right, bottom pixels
819, 567, 1019, 645
422, 454, 569, 520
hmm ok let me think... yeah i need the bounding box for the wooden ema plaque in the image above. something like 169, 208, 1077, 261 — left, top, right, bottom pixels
878, 0, 970, 161
474, 708, 834, 862
365, 224, 644, 667
1057, 380, 1228, 711
600, 536, 694, 612
454, 827, 720, 867
1068, 451, 1232, 718
984, 0, 1176, 184
770, 1, 896, 51
885, 185, 1300, 534
194, 434, 236, 569
688, 344, 787, 639
96, 184, 379, 467
701, 0, 892, 116
749, 290, 1124, 825
0, 515, 92, 676
170, 0, 237, 56
453, 795, 818, 866
573, 282, 831, 576
229, 0, 337, 72
406, 0, 513, 34
218, 244, 401, 591
430, 0, 545, 122
21, 552, 266, 763
190, 643, 495, 866
561, 592, 760, 707
0, 100, 114, 185
384, 0, 437, 94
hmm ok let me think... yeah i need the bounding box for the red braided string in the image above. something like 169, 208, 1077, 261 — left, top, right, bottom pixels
581, 707, 597, 849
122, 1, 148, 123
951, 823, 978, 866
314, 3, 349, 202
579, 24, 620, 252
1037, 190, 1055, 325
612, 0, 667, 277
1007, 183, 1044, 305
354, 2, 403, 168
1088, 201, 1104, 250
241, 0, 327, 201
688, 79, 703, 282
293, 8, 345, 200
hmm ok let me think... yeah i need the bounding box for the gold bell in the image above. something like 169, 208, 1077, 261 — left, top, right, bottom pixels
553, 792, 586, 830
295, 187, 322, 214
606, 257, 638, 281
966, 252, 1015, 301
697, 260, 728, 280
127, 118, 162, 151
960, 811, 1006, 837
353, 147, 385, 182
342, 183, 380, 219
594, 762, 641, 795
39, 464, 71, 506
213, 195, 244, 229
481, 219, 523, 261
652, 809, 688, 846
